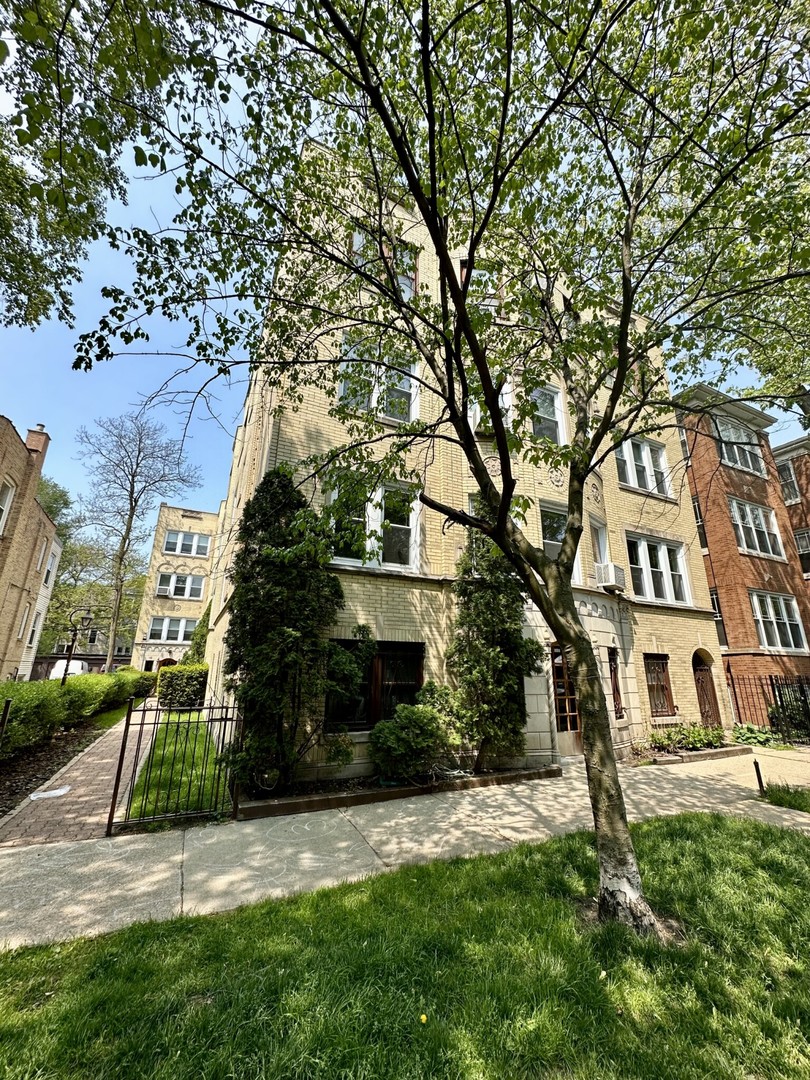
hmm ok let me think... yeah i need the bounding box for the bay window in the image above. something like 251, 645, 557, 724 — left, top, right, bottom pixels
750, 592, 806, 651
728, 498, 783, 557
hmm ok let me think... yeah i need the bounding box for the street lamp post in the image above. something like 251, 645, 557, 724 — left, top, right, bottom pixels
61, 609, 94, 687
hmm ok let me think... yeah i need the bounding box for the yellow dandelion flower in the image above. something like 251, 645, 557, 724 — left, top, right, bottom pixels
420, 1014, 427, 1024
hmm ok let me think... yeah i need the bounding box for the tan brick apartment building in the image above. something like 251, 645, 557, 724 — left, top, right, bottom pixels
772, 435, 810, 590
201, 212, 731, 774
679, 387, 810, 698
0, 418, 62, 680
131, 503, 218, 672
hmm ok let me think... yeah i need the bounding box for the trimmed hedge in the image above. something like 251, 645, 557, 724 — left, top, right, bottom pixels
0, 670, 157, 761
157, 664, 208, 710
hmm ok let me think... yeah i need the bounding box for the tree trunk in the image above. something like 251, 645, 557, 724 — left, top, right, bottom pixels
561, 622, 660, 935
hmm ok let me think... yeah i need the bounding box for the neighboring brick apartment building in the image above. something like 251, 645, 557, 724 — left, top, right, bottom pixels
202, 208, 732, 777
131, 503, 218, 671
772, 435, 810, 589
0, 418, 62, 681
679, 386, 810, 697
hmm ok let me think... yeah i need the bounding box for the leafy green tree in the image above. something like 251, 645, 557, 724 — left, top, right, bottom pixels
448, 526, 543, 773
12, 0, 810, 932
224, 468, 371, 794
36, 476, 76, 544
182, 602, 210, 665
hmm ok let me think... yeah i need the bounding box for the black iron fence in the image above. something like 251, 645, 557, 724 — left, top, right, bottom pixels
728, 673, 810, 742
106, 697, 241, 835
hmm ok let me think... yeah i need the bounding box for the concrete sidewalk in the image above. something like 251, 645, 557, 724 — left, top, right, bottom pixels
0, 747, 807, 951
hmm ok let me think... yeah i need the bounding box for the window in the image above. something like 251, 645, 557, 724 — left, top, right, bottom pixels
541, 507, 567, 561
394, 240, 418, 299
714, 417, 764, 475
750, 592, 807, 651
607, 647, 625, 720
709, 589, 728, 647
778, 461, 800, 504
0, 480, 15, 536
17, 603, 30, 640
532, 387, 564, 444
459, 259, 499, 312
590, 520, 608, 566
615, 440, 669, 495
469, 381, 512, 435
43, 551, 56, 586
676, 415, 692, 464
156, 573, 205, 599
728, 498, 783, 558
87, 629, 99, 645
144, 660, 155, 672
626, 536, 688, 603
644, 654, 675, 717
550, 645, 580, 732
795, 530, 810, 575
331, 485, 417, 569
692, 497, 707, 548
27, 611, 41, 647
339, 334, 416, 422
325, 640, 424, 731
148, 617, 198, 643
163, 531, 210, 557
36, 538, 47, 571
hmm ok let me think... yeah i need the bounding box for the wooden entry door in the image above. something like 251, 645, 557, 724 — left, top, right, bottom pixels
692, 657, 721, 727
551, 645, 583, 756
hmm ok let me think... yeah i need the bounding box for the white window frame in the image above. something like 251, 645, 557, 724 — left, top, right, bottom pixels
531, 385, 566, 445
590, 517, 609, 566
728, 498, 784, 558
26, 610, 41, 648
468, 380, 512, 436
338, 335, 418, 425
714, 417, 765, 476
750, 592, 807, 652
156, 572, 205, 600
330, 485, 419, 571
147, 616, 198, 643
615, 439, 670, 496
17, 603, 30, 640
43, 550, 57, 586
795, 529, 810, 575
539, 504, 582, 584
777, 460, 800, 504
163, 530, 210, 557
0, 479, 15, 536
36, 538, 48, 572
626, 535, 690, 604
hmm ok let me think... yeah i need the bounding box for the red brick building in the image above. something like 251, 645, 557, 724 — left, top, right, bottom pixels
678, 387, 810, 702
772, 435, 810, 592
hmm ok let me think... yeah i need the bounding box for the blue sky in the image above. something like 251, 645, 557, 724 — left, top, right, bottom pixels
0, 179, 248, 534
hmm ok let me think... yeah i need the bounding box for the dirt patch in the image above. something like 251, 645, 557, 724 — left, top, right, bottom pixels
574, 896, 687, 945
0, 722, 106, 818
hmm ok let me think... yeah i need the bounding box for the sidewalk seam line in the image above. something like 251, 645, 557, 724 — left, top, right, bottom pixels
338, 807, 392, 868
180, 829, 186, 916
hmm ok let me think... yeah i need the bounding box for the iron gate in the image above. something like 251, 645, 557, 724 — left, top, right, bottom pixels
106, 697, 240, 834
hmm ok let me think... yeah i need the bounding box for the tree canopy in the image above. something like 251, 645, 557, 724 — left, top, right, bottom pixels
7, 0, 810, 930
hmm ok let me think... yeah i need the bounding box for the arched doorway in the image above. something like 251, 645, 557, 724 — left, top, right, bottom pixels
157, 657, 177, 671
692, 650, 721, 727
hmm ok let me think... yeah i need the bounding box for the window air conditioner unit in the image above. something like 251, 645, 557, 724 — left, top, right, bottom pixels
595, 563, 626, 593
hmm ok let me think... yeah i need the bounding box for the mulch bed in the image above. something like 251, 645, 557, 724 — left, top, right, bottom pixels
0, 722, 106, 818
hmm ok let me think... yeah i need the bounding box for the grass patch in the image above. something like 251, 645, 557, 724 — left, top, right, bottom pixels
764, 782, 810, 814
1, 814, 809, 1078
128, 711, 230, 821
90, 699, 144, 732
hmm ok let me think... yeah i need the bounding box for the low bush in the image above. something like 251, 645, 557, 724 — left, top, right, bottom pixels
648, 724, 725, 753
0, 669, 156, 761
157, 664, 208, 710
768, 700, 810, 742
369, 704, 459, 782
733, 723, 780, 747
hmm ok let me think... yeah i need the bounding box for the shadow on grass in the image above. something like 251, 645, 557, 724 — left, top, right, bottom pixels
0, 813, 808, 1079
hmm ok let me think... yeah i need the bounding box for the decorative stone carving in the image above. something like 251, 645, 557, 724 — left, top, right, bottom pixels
483, 455, 502, 479
589, 481, 602, 505
548, 465, 565, 489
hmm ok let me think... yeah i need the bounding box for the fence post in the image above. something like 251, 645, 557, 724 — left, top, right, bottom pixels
0, 698, 11, 758
106, 697, 135, 837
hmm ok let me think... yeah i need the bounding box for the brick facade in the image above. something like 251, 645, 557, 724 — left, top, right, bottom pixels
680, 388, 810, 688
0, 418, 62, 680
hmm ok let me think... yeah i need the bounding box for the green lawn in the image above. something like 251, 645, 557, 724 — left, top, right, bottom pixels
90, 698, 144, 731
764, 782, 810, 814
128, 712, 230, 822
1, 813, 809, 1079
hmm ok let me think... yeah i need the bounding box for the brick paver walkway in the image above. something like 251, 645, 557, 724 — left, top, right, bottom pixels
0, 718, 150, 848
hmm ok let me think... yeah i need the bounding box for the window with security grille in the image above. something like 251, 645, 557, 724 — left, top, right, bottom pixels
550, 645, 580, 732
644, 654, 675, 717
